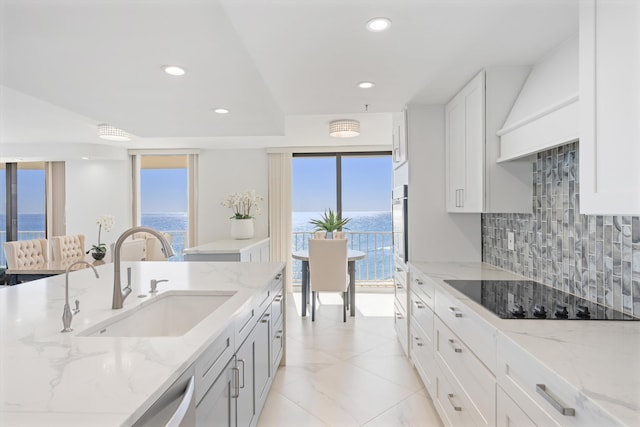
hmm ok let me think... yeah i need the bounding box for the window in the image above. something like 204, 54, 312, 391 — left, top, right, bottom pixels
292, 152, 393, 285
0, 162, 47, 267
132, 153, 198, 261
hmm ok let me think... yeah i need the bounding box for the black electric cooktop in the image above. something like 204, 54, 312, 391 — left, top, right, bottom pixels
444, 280, 638, 320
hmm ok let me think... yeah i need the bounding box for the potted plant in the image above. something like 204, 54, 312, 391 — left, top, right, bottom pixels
221, 190, 263, 239
87, 214, 115, 260
309, 209, 351, 238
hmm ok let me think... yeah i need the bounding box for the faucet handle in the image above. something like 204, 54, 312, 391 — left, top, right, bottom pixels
74, 299, 80, 314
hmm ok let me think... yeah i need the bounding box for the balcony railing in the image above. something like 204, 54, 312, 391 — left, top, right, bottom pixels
292, 231, 394, 286
0, 230, 188, 267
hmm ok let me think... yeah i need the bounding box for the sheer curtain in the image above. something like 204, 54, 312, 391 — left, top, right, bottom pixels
268, 153, 293, 292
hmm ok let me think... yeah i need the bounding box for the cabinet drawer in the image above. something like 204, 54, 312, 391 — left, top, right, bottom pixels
410, 318, 436, 395
410, 268, 434, 310
235, 304, 258, 347
394, 261, 408, 311
271, 317, 284, 371
194, 323, 234, 405
436, 317, 495, 427
497, 385, 536, 427
255, 285, 272, 316
271, 289, 284, 326
497, 335, 621, 427
435, 287, 497, 373
409, 290, 434, 342
435, 365, 477, 427
394, 300, 408, 356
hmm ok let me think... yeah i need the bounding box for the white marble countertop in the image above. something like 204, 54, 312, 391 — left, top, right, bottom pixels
0, 260, 284, 426
409, 261, 640, 426
183, 237, 269, 254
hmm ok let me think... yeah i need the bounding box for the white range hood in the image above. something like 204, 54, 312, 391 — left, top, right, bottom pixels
497, 35, 579, 161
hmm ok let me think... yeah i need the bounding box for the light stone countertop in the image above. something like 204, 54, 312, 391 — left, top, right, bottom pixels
409, 261, 640, 426
0, 260, 285, 426
182, 237, 269, 254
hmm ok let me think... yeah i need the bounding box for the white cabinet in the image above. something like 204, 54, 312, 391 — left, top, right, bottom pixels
183, 238, 270, 262
392, 109, 408, 168
393, 256, 409, 355
196, 357, 236, 427
579, 0, 640, 215
496, 386, 536, 427
445, 68, 532, 213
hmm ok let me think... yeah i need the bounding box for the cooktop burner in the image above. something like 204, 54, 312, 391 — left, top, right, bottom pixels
444, 280, 638, 320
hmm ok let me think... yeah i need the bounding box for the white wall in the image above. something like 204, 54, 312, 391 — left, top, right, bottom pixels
197, 149, 269, 243
407, 105, 481, 263
65, 159, 131, 250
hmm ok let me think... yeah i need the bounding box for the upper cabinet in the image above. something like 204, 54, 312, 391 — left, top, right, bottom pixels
445, 68, 533, 213
580, 0, 640, 215
392, 109, 408, 169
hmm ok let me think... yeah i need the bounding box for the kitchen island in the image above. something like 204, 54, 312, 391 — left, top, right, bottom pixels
0, 260, 285, 426
407, 262, 640, 427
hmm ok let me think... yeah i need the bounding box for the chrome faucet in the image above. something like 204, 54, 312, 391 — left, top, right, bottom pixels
112, 226, 175, 309
62, 261, 99, 332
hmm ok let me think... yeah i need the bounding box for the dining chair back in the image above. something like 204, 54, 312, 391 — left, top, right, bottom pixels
3, 239, 48, 270
308, 238, 349, 321
133, 231, 173, 261
313, 231, 326, 239
50, 234, 85, 262
333, 231, 346, 240
111, 238, 147, 261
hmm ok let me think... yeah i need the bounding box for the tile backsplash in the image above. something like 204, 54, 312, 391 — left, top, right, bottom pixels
482, 142, 640, 318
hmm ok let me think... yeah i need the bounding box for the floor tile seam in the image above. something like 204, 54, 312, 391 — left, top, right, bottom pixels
358, 388, 438, 427
260, 388, 329, 426
343, 357, 425, 393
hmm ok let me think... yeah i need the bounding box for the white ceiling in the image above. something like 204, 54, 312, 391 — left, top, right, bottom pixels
0, 0, 579, 151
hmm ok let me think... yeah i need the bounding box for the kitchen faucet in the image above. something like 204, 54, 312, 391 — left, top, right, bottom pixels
112, 226, 175, 309
61, 261, 99, 332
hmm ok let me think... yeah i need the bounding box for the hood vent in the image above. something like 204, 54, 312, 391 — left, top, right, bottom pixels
497, 35, 579, 162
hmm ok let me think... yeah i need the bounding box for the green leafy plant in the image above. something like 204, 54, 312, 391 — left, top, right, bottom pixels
309, 209, 351, 232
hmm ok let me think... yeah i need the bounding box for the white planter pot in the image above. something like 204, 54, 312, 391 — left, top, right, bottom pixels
230, 219, 254, 239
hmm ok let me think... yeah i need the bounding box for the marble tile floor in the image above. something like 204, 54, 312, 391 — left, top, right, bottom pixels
257, 292, 444, 427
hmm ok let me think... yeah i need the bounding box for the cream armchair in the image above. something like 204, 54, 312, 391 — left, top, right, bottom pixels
3, 239, 48, 270
50, 234, 85, 262
308, 238, 349, 322
133, 232, 174, 261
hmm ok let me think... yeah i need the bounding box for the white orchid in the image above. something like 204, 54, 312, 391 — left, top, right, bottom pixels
88, 214, 116, 254
221, 190, 263, 219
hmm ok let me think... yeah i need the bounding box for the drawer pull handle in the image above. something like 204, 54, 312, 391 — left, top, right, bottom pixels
414, 301, 425, 309
274, 296, 283, 302
232, 366, 240, 398
536, 384, 575, 416
395, 312, 403, 320
396, 283, 404, 289
447, 393, 462, 411
275, 330, 283, 339
414, 337, 424, 347
415, 279, 424, 285
448, 338, 462, 353
448, 307, 463, 317
260, 313, 271, 323
275, 273, 282, 280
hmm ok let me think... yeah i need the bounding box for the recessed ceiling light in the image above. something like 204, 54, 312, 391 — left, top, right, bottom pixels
214, 108, 230, 114
366, 17, 391, 32
81, 157, 89, 160
162, 65, 186, 76
358, 81, 375, 89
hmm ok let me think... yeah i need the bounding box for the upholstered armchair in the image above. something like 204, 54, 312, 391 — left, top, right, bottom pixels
3, 239, 48, 270
50, 234, 85, 262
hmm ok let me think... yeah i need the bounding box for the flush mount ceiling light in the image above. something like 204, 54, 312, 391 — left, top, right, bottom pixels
97, 124, 132, 142
329, 119, 360, 138
162, 65, 186, 76
213, 108, 230, 114
366, 17, 391, 32
358, 81, 375, 89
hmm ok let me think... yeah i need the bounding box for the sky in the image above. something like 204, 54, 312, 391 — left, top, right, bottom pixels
0, 169, 46, 214
141, 169, 188, 212
292, 156, 392, 212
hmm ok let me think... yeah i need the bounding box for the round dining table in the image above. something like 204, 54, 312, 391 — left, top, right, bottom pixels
292, 249, 365, 317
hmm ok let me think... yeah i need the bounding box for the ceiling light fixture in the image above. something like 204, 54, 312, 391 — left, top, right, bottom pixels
214, 108, 230, 114
358, 81, 375, 89
97, 124, 132, 142
366, 17, 391, 32
329, 119, 360, 138
162, 65, 186, 76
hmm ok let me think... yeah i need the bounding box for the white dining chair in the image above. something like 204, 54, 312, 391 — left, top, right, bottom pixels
333, 231, 346, 240
3, 239, 48, 270
50, 234, 85, 262
308, 238, 349, 322
313, 231, 326, 239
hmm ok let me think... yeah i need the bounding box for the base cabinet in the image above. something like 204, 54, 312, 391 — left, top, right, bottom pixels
196, 358, 237, 427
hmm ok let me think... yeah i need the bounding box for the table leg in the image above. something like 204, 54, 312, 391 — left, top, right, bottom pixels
348, 260, 356, 317
301, 260, 309, 317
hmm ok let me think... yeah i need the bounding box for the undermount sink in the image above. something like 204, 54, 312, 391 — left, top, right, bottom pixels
79, 291, 237, 337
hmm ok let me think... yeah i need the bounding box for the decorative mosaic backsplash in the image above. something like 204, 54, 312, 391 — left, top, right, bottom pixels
482, 142, 640, 318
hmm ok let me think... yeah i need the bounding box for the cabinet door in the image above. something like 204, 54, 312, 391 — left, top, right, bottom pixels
392, 110, 408, 167
196, 358, 236, 427
580, 0, 640, 215
254, 310, 272, 414
497, 386, 536, 427
236, 334, 256, 427
446, 71, 485, 212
